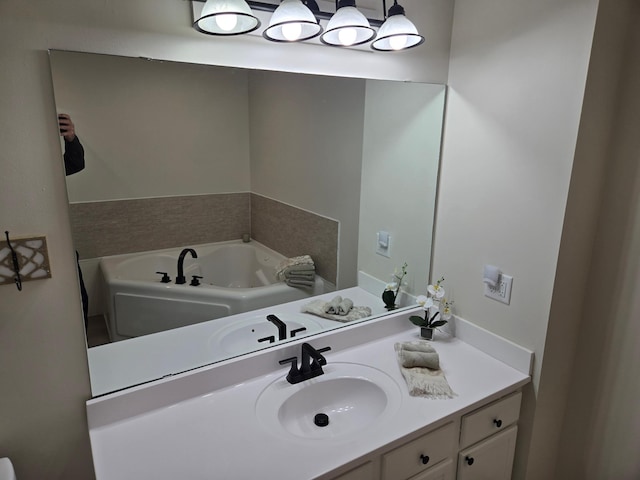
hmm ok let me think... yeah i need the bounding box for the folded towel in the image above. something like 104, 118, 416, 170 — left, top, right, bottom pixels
325, 296, 343, 314
275, 255, 315, 280
337, 298, 353, 316
286, 278, 315, 288
394, 342, 456, 399
286, 272, 316, 281
301, 298, 372, 323
283, 265, 316, 274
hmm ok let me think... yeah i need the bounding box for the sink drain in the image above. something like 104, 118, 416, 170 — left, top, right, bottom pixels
314, 413, 329, 427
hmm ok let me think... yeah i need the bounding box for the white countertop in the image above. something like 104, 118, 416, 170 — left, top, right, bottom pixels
88, 311, 531, 480
88, 287, 391, 396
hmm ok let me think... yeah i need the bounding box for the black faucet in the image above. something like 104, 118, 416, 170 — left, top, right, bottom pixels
267, 314, 287, 341
176, 248, 197, 284
279, 342, 331, 384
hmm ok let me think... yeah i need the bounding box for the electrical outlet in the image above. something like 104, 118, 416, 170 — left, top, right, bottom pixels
484, 274, 513, 305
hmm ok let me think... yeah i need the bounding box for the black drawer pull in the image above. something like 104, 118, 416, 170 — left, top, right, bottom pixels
419, 454, 430, 465
494, 418, 503, 428
465, 456, 475, 466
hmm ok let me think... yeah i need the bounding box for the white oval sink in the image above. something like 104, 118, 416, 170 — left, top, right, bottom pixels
256, 362, 401, 441
208, 314, 323, 356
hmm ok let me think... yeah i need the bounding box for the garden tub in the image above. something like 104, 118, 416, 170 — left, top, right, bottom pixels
99, 240, 328, 341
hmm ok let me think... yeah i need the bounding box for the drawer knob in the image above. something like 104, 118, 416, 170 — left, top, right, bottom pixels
419, 454, 430, 465
465, 456, 475, 466
493, 418, 503, 428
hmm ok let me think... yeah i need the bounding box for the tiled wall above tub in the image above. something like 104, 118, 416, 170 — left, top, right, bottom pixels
68, 193, 251, 258
68, 192, 338, 284
250, 194, 338, 285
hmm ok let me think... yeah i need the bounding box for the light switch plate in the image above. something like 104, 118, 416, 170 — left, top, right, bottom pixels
376, 231, 391, 258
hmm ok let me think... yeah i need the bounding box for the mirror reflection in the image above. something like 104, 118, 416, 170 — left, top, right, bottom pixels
49, 50, 445, 396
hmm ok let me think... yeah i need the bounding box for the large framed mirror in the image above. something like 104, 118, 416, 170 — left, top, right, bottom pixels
49, 50, 445, 396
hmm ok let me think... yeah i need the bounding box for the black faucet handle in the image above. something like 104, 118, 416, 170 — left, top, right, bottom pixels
290, 327, 307, 337
190, 275, 203, 286
156, 271, 171, 283
258, 335, 275, 344
279, 356, 303, 384
313, 346, 331, 366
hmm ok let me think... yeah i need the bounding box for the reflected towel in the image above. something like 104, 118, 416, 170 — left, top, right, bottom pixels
275, 255, 315, 281
394, 342, 456, 399
286, 278, 315, 288
337, 298, 353, 316
325, 295, 342, 314
286, 272, 316, 281
301, 298, 372, 323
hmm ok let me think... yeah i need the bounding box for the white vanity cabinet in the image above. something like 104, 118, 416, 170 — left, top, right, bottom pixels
325, 392, 522, 480
381, 422, 456, 480
87, 311, 533, 480
327, 423, 456, 480
456, 391, 522, 480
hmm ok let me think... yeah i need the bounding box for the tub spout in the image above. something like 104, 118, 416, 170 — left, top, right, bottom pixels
176, 248, 197, 284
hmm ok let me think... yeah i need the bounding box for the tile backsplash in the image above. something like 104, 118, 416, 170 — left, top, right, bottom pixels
68, 192, 338, 284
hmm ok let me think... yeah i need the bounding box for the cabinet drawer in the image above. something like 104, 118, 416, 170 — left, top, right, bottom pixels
457, 425, 518, 480
409, 459, 454, 480
382, 422, 455, 480
459, 391, 521, 449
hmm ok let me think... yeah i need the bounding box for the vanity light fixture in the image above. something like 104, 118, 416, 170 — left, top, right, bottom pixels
319, 0, 376, 47
263, 0, 322, 42
194, 0, 261, 35
371, 0, 424, 51
192, 0, 424, 51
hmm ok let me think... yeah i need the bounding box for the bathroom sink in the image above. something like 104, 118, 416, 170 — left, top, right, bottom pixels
255, 362, 401, 441
208, 314, 323, 356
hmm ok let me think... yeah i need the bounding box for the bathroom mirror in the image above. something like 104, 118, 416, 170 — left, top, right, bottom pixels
49, 50, 445, 396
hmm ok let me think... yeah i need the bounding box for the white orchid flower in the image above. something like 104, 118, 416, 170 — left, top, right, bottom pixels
416, 295, 434, 311
385, 282, 398, 291
428, 283, 445, 299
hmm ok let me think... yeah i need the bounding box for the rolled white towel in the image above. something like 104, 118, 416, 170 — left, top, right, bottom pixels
337, 298, 353, 316
396, 341, 439, 370
401, 341, 436, 354
325, 295, 342, 314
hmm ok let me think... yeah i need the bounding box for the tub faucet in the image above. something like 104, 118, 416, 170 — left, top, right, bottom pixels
267, 314, 287, 341
176, 248, 197, 285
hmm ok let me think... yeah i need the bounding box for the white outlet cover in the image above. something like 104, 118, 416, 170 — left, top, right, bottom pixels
484, 274, 513, 305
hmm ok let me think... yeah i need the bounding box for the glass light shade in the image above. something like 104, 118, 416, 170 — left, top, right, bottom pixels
320, 4, 376, 47
194, 0, 261, 36
263, 0, 322, 42
371, 8, 424, 51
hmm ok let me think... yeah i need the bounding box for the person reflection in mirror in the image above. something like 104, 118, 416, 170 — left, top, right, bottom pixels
58, 113, 85, 176
59, 113, 89, 327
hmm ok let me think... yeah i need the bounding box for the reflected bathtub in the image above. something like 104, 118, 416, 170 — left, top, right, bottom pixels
99, 240, 329, 341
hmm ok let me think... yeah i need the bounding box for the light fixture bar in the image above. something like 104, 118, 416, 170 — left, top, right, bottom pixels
193, 0, 384, 27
